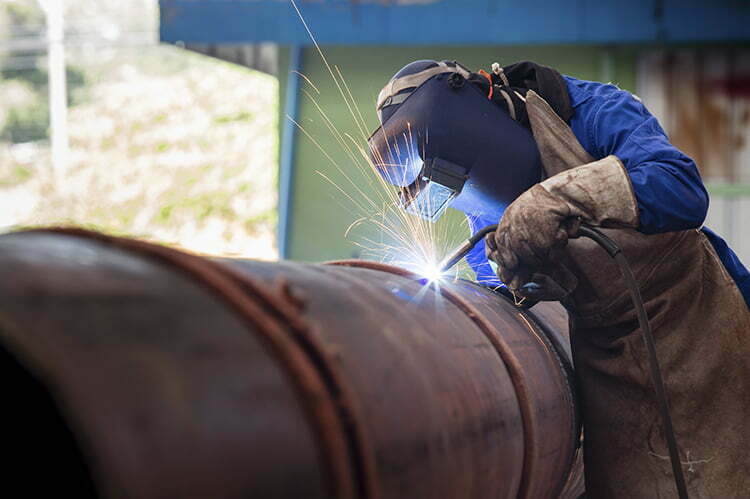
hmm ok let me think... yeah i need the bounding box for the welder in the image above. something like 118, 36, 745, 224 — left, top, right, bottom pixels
368, 60, 750, 497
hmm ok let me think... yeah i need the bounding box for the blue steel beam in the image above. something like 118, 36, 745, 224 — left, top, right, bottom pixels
278, 45, 303, 259
160, 0, 750, 46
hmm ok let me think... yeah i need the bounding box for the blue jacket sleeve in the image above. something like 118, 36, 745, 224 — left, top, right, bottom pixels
465, 214, 503, 287
467, 83, 709, 283
579, 89, 709, 234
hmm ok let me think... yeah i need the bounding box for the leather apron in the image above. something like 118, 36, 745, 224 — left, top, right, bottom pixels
525, 90, 750, 498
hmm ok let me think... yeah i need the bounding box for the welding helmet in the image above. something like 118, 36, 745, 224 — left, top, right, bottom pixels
368, 60, 542, 222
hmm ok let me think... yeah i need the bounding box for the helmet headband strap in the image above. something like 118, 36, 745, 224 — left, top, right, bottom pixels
376, 61, 470, 112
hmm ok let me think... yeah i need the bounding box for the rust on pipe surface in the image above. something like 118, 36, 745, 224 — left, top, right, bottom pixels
328, 260, 579, 499
328, 260, 539, 499
0, 229, 583, 498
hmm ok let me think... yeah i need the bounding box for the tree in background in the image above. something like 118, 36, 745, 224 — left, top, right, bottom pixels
0, 0, 85, 143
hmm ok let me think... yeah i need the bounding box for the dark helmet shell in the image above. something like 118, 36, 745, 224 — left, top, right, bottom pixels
369, 60, 543, 221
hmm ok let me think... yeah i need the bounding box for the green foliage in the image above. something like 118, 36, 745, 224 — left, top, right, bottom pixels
244, 211, 277, 234
0, 64, 88, 100
213, 110, 254, 124
1, 103, 49, 143
66, 66, 88, 105
0, 66, 47, 88
0, 164, 33, 188
0, 2, 88, 144
154, 191, 236, 226
0, 66, 88, 143
2, 2, 44, 33
0, 19, 279, 257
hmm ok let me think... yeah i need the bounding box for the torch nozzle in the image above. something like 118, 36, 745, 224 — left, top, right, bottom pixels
438, 240, 473, 272
439, 224, 498, 273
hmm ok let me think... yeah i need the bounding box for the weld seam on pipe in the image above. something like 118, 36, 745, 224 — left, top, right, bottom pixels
28, 228, 361, 499
514, 311, 579, 498
432, 288, 537, 499
221, 269, 375, 499
328, 260, 538, 499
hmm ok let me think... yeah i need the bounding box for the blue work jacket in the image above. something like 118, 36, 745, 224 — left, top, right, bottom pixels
466, 75, 750, 307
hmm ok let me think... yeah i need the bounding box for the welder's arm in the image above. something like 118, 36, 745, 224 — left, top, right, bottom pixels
486, 90, 709, 296
486, 156, 639, 294
585, 90, 708, 234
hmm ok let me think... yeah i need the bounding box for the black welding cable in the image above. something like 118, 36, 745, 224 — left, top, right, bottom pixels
578, 225, 689, 499
468, 223, 499, 246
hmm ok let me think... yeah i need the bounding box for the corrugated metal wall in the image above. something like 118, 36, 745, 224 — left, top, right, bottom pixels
637, 48, 750, 261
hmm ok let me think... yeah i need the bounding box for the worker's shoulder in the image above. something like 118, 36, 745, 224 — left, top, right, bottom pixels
562, 75, 651, 154
562, 75, 638, 110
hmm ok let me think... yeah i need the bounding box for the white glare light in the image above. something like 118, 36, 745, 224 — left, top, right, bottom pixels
418, 262, 445, 284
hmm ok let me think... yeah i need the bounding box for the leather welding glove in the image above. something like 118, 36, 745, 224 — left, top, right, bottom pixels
486, 155, 639, 300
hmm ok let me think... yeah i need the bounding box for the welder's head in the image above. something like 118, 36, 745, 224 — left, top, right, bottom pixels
368, 59, 542, 222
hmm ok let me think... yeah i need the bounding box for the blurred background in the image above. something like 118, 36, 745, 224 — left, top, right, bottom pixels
1, 0, 749, 264
0, 0, 278, 258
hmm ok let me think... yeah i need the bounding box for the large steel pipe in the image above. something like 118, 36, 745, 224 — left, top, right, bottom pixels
0, 229, 582, 498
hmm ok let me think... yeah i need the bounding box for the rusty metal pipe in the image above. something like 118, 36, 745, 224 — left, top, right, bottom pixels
0, 229, 583, 498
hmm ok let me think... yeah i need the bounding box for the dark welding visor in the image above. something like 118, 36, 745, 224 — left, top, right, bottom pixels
399, 158, 467, 222
368, 70, 542, 223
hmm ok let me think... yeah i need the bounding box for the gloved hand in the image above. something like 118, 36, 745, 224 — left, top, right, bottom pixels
486, 155, 639, 300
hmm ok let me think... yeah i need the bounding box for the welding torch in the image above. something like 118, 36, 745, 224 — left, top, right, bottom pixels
438, 224, 498, 272
437, 222, 689, 499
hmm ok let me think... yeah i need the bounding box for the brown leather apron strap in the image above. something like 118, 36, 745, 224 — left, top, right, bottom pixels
526, 90, 593, 178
